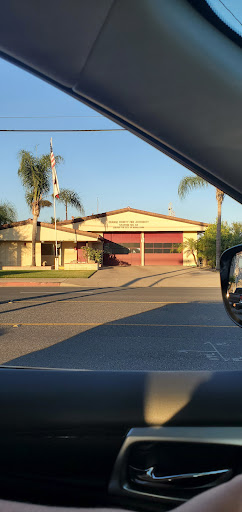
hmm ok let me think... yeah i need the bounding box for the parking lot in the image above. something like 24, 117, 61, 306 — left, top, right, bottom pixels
0, 285, 241, 371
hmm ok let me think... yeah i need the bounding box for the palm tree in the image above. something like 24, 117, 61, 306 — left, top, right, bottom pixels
0, 202, 17, 225
178, 175, 224, 270
18, 149, 62, 266
57, 189, 84, 220
50, 216, 61, 224
178, 238, 198, 266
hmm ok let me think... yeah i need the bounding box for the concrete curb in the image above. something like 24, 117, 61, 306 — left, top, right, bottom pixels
0, 282, 221, 289
0, 282, 62, 287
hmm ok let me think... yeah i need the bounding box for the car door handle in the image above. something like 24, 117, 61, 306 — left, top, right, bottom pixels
129, 466, 232, 491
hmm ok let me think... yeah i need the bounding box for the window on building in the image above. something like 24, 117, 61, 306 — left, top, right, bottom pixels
144, 242, 179, 253
41, 243, 55, 256
122, 243, 140, 254
104, 242, 140, 254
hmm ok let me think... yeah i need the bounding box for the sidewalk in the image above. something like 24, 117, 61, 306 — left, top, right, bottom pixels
0, 266, 220, 288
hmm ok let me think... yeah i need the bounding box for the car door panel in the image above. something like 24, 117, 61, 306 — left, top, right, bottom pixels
1, 368, 242, 509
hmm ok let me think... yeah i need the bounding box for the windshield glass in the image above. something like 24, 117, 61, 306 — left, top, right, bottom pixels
206, 0, 242, 37
1, 57, 242, 371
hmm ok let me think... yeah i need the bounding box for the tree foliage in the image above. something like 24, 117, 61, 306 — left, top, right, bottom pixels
18, 150, 62, 210
229, 222, 242, 246
57, 188, 84, 220
178, 176, 208, 199
198, 222, 242, 268
178, 238, 198, 266
0, 202, 17, 225
178, 174, 225, 270
50, 217, 61, 224
18, 149, 63, 265
82, 246, 103, 264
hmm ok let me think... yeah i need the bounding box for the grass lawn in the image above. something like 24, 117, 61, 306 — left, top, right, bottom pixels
0, 270, 96, 279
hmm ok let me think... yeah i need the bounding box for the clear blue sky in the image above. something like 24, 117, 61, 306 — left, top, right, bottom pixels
0, 57, 242, 225
208, 0, 242, 37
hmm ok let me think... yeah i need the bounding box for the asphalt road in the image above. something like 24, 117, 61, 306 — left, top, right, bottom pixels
0, 286, 241, 371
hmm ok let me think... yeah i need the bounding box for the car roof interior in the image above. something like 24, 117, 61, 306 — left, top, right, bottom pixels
0, 0, 242, 202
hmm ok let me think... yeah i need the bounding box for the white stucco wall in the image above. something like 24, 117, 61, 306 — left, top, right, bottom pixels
69, 211, 206, 234
0, 241, 40, 267
62, 242, 77, 264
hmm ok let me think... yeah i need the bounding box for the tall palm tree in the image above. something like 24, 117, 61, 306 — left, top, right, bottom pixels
178, 175, 224, 270
18, 149, 62, 266
0, 202, 17, 225
57, 189, 84, 220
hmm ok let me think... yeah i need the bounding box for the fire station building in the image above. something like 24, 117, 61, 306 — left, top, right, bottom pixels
61, 207, 208, 267
0, 207, 208, 268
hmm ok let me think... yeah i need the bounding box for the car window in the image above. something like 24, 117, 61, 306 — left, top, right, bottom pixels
207, 0, 242, 37
1, 56, 242, 372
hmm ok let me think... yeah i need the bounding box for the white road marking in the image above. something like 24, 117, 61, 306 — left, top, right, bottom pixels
178, 341, 242, 363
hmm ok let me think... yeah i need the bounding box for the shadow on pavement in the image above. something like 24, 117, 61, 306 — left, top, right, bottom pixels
120, 267, 201, 287
0, 287, 132, 315
2, 301, 240, 372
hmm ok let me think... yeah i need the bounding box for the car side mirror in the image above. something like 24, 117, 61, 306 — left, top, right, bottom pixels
220, 245, 242, 327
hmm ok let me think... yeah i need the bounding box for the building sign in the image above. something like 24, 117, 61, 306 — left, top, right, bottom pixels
106, 220, 150, 230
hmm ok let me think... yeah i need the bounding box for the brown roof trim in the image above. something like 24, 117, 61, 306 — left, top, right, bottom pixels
56, 219, 74, 225
38, 222, 100, 239
69, 207, 208, 227
0, 219, 33, 230
0, 219, 100, 240
0, 208, 208, 232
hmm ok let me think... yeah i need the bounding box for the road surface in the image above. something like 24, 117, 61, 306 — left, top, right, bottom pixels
0, 286, 241, 371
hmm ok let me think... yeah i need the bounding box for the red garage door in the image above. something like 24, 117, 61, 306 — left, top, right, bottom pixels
103, 233, 141, 266
144, 232, 183, 265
